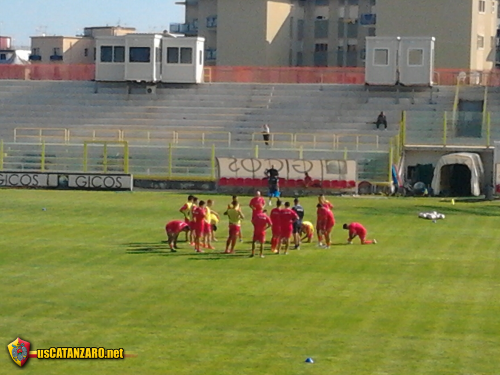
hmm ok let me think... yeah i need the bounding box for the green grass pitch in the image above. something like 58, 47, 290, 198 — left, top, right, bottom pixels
1, 190, 500, 374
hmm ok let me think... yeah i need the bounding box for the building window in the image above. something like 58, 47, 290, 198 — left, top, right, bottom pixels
167, 47, 179, 63
315, 43, 328, 52
297, 19, 305, 41
360, 48, 366, 60
100, 46, 113, 62
297, 52, 303, 66
114, 46, 125, 62
32, 48, 40, 55
374, 48, 389, 65
477, 35, 485, 49
129, 47, 151, 63
180, 47, 193, 64
0, 53, 6, 60
206, 15, 217, 28
408, 49, 424, 66
53, 48, 61, 56
84, 48, 88, 57
479, 0, 486, 12
315, 19, 329, 39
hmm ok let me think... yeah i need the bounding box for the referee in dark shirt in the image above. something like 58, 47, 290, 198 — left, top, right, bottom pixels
292, 198, 304, 249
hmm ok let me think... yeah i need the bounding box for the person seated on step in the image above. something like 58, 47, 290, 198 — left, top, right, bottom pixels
375, 111, 387, 130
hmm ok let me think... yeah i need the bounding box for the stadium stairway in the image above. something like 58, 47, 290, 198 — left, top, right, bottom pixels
0, 80, 466, 181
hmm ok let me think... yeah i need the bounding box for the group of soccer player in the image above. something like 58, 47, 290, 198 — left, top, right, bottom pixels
165, 192, 376, 257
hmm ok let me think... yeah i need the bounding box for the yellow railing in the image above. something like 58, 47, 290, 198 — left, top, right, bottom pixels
252, 132, 380, 150
14, 128, 69, 143
13, 127, 232, 147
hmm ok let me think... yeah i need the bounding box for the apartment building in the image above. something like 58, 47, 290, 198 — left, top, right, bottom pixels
171, 0, 497, 70
29, 26, 136, 64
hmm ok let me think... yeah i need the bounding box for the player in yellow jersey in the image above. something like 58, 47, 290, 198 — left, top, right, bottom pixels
223, 199, 245, 254
203, 199, 219, 250
179, 195, 194, 242
226, 195, 243, 242
300, 221, 314, 243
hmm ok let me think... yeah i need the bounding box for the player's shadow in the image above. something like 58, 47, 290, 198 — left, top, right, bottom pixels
124, 242, 250, 259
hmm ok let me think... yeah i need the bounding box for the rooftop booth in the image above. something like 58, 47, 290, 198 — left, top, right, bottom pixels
365, 37, 399, 85
124, 34, 162, 82
398, 37, 435, 86
161, 36, 205, 83
95, 36, 126, 81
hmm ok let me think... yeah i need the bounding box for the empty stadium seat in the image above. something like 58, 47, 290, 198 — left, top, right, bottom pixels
219, 177, 228, 186
347, 180, 357, 188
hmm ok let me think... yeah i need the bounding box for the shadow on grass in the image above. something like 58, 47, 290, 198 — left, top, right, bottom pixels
124, 242, 255, 260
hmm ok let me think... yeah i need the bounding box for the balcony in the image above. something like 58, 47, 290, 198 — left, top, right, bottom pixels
206, 16, 217, 28
206, 48, 217, 61
169, 22, 198, 35
50, 55, 63, 61
29, 55, 42, 61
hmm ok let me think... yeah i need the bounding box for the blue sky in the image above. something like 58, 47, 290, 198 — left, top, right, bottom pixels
1, 0, 184, 47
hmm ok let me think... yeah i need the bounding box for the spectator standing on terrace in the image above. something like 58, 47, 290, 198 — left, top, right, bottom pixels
262, 124, 270, 146
376, 111, 387, 130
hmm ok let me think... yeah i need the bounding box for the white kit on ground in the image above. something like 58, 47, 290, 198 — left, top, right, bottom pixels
418, 211, 445, 220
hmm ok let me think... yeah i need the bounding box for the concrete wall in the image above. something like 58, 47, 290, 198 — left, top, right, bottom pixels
217, 0, 268, 65
266, 1, 293, 66
377, 0, 473, 69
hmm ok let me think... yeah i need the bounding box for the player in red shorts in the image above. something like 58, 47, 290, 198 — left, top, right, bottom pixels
224, 200, 245, 254
278, 201, 299, 255
249, 191, 266, 223
316, 203, 334, 248
192, 200, 206, 252
251, 209, 272, 258
179, 195, 194, 241
165, 220, 190, 252
343, 222, 377, 245
270, 200, 283, 253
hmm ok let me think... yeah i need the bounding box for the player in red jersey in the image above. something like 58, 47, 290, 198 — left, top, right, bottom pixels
249, 191, 266, 223
269, 200, 283, 253
278, 201, 299, 255
343, 222, 377, 245
251, 209, 272, 258
316, 203, 334, 248
192, 200, 207, 252
318, 194, 334, 211
165, 220, 190, 252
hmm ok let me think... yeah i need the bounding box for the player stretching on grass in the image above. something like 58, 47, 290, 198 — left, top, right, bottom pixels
165, 220, 190, 252
279, 201, 299, 255
270, 199, 283, 253
251, 209, 272, 258
192, 200, 206, 253
224, 200, 244, 254
343, 222, 377, 245
300, 221, 314, 243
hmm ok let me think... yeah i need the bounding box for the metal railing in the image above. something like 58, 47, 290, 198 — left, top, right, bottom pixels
13, 127, 232, 147
252, 132, 380, 151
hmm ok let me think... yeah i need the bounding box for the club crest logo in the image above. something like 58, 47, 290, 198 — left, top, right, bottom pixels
8, 338, 31, 367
